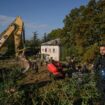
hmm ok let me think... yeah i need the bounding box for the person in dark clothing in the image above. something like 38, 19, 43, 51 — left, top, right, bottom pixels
94, 44, 105, 105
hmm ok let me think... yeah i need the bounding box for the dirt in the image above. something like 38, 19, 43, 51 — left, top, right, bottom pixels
0, 59, 51, 86
18, 64, 51, 85
0, 59, 18, 69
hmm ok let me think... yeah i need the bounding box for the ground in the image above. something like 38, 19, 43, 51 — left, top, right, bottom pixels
19, 64, 50, 85
0, 59, 51, 86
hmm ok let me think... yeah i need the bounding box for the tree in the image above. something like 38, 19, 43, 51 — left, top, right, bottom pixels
42, 33, 48, 43
47, 28, 62, 40
62, 0, 105, 60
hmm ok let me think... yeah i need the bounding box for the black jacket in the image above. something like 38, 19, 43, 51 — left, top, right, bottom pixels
94, 55, 105, 71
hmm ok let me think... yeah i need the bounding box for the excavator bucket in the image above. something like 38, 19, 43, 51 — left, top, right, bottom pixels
17, 53, 30, 73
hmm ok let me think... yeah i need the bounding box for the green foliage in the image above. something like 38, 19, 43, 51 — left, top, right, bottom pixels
43, 0, 105, 63
47, 28, 63, 40
0, 67, 24, 105
42, 33, 49, 43
30, 32, 41, 49
0, 66, 101, 105
82, 44, 98, 63
40, 73, 100, 105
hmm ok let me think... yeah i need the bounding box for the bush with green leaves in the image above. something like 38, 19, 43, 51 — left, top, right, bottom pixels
34, 73, 100, 105
0, 66, 101, 105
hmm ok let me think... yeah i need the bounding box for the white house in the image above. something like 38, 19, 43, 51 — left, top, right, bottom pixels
41, 38, 60, 61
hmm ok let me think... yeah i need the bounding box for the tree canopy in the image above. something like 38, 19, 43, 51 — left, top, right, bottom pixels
44, 0, 105, 62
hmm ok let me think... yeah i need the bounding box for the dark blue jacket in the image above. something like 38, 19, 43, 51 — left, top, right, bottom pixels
94, 55, 105, 71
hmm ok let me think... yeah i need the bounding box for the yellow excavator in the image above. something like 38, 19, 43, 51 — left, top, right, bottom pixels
0, 16, 30, 73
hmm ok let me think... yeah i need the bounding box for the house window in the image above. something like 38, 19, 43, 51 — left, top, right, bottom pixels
53, 48, 55, 53
45, 48, 47, 52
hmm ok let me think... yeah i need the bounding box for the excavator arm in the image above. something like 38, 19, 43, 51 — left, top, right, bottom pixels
0, 23, 15, 49
0, 16, 25, 55
13, 16, 25, 56
0, 16, 30, 73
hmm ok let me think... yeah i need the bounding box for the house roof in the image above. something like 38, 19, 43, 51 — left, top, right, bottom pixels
41, 38, 60, 45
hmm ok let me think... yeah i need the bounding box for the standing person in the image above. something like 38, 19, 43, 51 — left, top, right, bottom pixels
45, 55, 49, 65
66, 56, 76, 71
94, 44, 105, 105
70, 56, 76, 72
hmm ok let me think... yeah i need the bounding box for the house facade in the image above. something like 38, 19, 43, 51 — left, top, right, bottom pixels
41, 38, 60, 61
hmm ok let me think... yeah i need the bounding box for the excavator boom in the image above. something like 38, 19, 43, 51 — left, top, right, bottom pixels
0, 16, 30, 73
